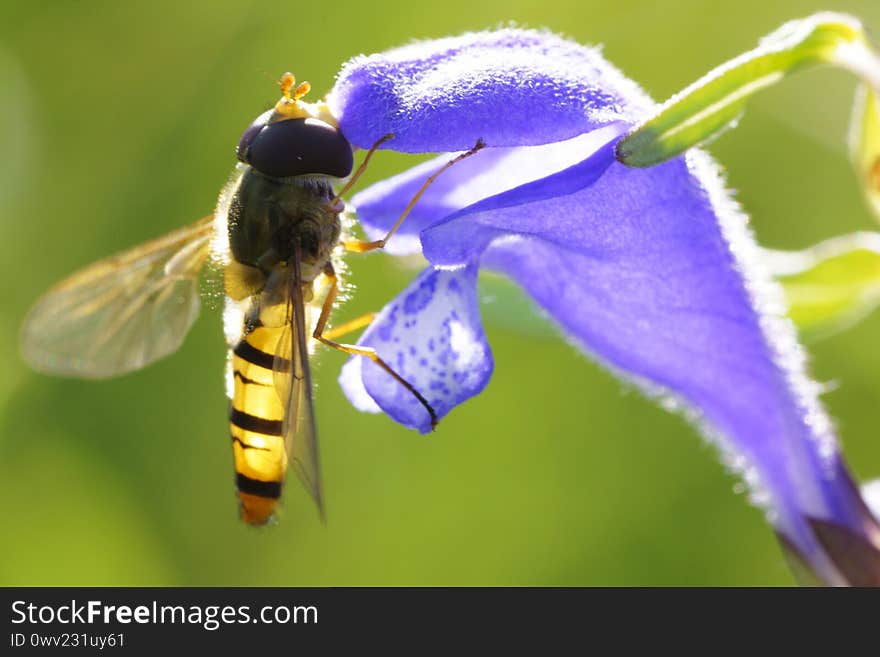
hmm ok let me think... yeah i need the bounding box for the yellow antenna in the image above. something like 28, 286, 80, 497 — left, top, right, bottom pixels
293, 81, 311, 100
279, 72, 296, 101
273, 71, 323, 121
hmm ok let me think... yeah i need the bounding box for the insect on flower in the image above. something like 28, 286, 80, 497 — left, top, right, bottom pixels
20, 71, 484, 526
18, 25, 880, 584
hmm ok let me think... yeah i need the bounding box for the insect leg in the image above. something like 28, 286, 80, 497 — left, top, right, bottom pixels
321, 312, 376, 340
328, 133, 395, 210
313, 265, 438, 429
344, 138, 486, 254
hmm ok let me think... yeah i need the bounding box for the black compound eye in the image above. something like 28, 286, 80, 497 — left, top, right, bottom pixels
245, 118, 354, 178
236, 111, 272, 163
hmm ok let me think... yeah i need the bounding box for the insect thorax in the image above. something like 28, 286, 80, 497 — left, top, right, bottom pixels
226, 166, 341, 278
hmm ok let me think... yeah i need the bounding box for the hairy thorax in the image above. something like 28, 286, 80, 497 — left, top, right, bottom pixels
226, 168, 341, 283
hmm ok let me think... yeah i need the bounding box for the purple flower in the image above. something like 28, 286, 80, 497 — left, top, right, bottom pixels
327, 29, 880, 585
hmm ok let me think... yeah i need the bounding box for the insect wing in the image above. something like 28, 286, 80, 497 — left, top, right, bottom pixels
272, 256, 323, 517
21, 216, 214, 379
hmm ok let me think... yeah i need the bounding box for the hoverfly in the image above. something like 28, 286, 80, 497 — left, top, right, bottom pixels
21, 72, 484, 525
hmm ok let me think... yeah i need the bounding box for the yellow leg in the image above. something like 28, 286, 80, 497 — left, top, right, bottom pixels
344, 138, 486, 254
329, 133, 395, 210
322, 312, 376, 341
314, 266, 438, 429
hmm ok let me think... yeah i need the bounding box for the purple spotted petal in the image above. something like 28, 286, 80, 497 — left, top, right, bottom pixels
329, 29, 650, 153
338, 265, 492, 433
351, 125, 625, 255
338, 355, 381, 415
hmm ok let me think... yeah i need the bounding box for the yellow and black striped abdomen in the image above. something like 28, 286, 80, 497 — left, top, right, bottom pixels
230, 322, 288, 526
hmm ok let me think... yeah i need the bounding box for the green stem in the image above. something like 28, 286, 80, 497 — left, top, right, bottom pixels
616, 13, 880, 167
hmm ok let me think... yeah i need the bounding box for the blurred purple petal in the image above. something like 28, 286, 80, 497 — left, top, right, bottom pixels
329, 29, 649, 153
338, 265, 492, 433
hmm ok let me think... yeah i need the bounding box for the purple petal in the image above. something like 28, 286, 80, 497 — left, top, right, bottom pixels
333, 27, 880, 584
418, 147, 879, 581
338, 356, 381, 415
420, 133, 620, 265
338, 265, 492, 433
329, 29, 650, 153
352, 125, 625, 255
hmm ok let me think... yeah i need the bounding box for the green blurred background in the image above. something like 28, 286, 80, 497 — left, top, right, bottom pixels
2, 0, 879, 586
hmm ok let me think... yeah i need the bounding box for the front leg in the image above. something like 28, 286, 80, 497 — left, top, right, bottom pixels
344, 138, 486, 254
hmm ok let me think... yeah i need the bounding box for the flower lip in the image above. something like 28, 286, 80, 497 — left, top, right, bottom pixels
329, 28, 651, 153
339, 265, 492, 433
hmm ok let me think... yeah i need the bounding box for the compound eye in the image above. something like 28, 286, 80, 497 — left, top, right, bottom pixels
236, 110, 272, 163
246, 118, 354, 178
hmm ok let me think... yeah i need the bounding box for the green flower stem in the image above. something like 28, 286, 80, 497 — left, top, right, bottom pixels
617, 13, 880, 167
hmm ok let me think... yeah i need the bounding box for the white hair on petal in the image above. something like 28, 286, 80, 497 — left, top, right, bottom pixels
574, 147, 842, 533
567, 42, 842, 528
685, 147, 840, 523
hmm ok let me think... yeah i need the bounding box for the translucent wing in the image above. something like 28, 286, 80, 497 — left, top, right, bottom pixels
21, 216, 214, 379
271, 251, 323, 518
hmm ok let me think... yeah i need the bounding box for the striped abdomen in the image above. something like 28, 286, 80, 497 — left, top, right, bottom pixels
229, 320, 288, 526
